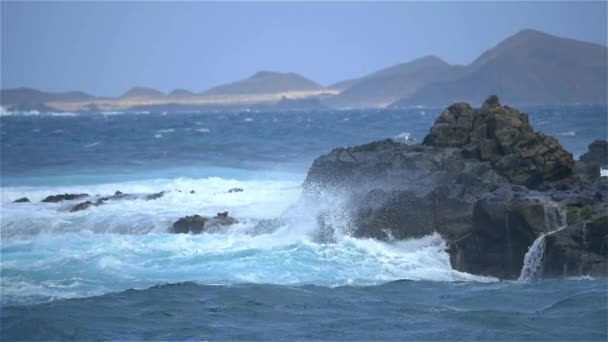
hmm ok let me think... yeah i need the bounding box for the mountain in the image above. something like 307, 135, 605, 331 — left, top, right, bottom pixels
203, 71, 322, 96
120, 86, 165, 99
168, 89, 196, 97
0, 87, 94, 107
392, 29, 608, 107
325, 56, 464, 107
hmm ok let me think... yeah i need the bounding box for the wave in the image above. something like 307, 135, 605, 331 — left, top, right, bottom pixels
0, 110, 79, 117
1, 175, 494, 305
84, 141, 101, 148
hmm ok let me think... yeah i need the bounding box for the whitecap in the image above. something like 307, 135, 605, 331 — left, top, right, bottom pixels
557, 131, 576, 136
156, 128, 175, 134
243, 117, 254, 122
154, 133, 163, 139
393, 132, 415, 143
84, 141, 101, 148
196, 128, 210, 133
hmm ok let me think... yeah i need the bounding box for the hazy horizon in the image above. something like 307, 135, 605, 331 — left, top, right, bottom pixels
2, 1, 607, 97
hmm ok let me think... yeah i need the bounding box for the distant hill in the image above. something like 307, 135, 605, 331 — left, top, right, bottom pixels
121, 86, 165, 99
392, 30, 608, 107
203, 71, 322, 96
0, 87, 94, 107
325, 56, 464, 107
168, 89, 196, 97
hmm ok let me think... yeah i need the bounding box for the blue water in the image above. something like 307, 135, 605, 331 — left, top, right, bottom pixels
1, 106, 607, 340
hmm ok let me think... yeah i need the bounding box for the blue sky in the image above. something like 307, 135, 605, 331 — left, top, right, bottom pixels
1, 1, 606, 96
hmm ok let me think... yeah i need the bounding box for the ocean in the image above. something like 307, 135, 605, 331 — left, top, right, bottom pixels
1, 105, 607, 340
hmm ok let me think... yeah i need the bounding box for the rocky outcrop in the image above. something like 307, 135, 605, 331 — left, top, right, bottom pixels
303, 96, 606, 280
423, 96, 574, 188
578, 140, 608, 178
171, 213, 238, 234
69, 191, 166, 212
12, 197, 30, 203
42, 193, 88, 203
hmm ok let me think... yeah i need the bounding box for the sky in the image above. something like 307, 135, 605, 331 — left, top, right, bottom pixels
1, 1, 606, 97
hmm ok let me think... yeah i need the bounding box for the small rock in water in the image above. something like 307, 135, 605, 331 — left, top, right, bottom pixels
13, 197, 30, 203
42, 193, 88, 203
171, 215, 207, 234
70, 201, 95, 212
228, 188, 243, 193
145, 191, 165, 200
114, 191, 123, 196
171, 212, 237, 234
189, 190, 196, 194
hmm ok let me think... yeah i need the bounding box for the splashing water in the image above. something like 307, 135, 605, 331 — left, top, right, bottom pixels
518, 202, 567, 281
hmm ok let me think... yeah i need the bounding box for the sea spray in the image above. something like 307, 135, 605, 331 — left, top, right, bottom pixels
518, 202, 567, 281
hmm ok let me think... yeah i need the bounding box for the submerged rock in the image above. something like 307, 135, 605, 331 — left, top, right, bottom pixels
228, 188, 244, 193
144, 191, 165, 200
302, 96, 606, 280
171, 213, 237, 234
42, 193, 88, 203
70, 201, 95, 212
12, 197, 30, 203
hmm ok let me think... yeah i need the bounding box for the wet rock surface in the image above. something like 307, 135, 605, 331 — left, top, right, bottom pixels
171, 213, 238, 234
303, 96, 607, 279
42, 193, 89, 203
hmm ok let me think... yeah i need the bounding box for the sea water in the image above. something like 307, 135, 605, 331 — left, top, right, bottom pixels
1, 106, 607, 340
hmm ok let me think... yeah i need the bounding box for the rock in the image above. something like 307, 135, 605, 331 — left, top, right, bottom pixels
144, 191, 165, 200
170, 213, 237, 234
578, 140, 608, 178
42, 193, 88, 203
448, 189, 564, 279
301, 96, 604, 280
422, 96, 574, 188
542, 213, 608, 278
228, 188, 244, 193
171, 215, 207, 234
70, 201, 96, 212
13, 197, 30, 203
189, 190, 195, 194
114, 191, 123, 196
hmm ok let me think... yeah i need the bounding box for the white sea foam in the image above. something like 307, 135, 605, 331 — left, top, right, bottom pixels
196, 128, 210, 133
557, 131, 576, 136
0, 175, 493, 304
84, 141, 101, 148
156, 128, 175, 134
393, 132, 415, 143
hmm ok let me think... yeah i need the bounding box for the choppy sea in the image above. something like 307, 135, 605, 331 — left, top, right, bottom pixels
1, 105, 607, 340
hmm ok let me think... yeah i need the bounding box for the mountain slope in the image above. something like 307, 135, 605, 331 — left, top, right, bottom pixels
203, 71, 322, 96
393, 29, 608, 106
0, 87, 94, 106
121, 86, 166, 99
325, 56, 464, 107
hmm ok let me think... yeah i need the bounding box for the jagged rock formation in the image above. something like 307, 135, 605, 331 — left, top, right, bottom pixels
303, 96, 607, 279
171, 213, 237, 234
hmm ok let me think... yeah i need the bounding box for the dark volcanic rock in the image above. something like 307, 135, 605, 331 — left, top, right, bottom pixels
42, 193, 88, 203
302, 96, 606, 280
578, 140, 608, 178
70, 201, 96, 212
171, 213, 237, 234
228, 188, 244, 193
13, 197, 30, 203
542, 215, 608, 278
422, 96, 575, 188
145, 191, 165, 200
